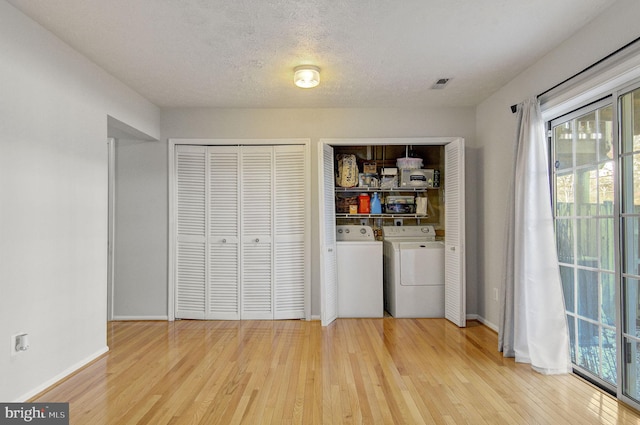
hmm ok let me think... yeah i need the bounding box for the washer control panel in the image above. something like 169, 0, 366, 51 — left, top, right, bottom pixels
382, 225, 436, 241
336, 225, 376, 241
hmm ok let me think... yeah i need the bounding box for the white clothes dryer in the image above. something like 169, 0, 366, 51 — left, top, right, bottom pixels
336, 225, 384, 318
382, 226, 445, 318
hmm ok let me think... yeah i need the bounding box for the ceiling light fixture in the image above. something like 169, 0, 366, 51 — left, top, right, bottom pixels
294, 65, 320, 88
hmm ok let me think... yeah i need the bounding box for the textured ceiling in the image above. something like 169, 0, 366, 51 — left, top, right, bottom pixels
7, 0, 617, 108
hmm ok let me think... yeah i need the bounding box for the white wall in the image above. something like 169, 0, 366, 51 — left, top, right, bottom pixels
475, 0, 640, 327
160, 107, 478, 318
0, 1, 159, 401
112, 139, 167, 319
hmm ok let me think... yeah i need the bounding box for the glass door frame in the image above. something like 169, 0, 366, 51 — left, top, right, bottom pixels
550, 96, 618, 395
617, 79, 640, 407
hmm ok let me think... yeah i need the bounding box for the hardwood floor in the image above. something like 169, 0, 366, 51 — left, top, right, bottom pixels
31, 319, 640, 424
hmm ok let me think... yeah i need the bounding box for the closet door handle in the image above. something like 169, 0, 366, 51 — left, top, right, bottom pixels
255, 238, 260, 243
222, 239, 227, 243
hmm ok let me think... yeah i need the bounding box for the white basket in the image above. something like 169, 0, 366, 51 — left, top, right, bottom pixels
396, 157, 423, 169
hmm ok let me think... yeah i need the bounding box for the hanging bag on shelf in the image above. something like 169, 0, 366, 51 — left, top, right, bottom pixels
335, 154, 358, 187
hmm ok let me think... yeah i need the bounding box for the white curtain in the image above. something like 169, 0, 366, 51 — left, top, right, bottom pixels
498, 97, 572, 375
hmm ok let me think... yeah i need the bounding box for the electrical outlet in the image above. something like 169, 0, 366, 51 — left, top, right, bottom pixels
493, 288, 499, 302
10, 333, 29, 357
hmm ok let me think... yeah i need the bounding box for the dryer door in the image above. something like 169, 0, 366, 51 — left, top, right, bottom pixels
399, 243, 444, 286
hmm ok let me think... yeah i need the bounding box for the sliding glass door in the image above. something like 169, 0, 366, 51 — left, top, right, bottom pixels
551, 81, 640, 406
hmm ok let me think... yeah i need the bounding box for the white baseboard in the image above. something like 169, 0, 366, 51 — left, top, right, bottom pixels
111, 315, 168, 321
15, 346, 109, 402
475, 316, 499, 332
107, 314, 499, 332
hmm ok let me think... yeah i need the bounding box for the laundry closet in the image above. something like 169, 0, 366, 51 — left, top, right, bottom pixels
319, 137, 465, 327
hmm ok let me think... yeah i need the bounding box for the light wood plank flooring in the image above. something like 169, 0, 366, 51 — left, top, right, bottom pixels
31, 319, 640, 424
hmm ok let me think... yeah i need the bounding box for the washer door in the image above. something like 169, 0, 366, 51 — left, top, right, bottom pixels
399, 242, 444, 286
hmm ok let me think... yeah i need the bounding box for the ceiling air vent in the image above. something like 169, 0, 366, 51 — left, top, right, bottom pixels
431, 78, 451, 89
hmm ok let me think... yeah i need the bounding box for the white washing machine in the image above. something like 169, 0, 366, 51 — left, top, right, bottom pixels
383, 225, 445, 318
336, 225, 383, 318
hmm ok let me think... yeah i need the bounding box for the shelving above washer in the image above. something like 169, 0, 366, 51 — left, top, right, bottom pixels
334, 187, 434, 192
333, 144, 444, 229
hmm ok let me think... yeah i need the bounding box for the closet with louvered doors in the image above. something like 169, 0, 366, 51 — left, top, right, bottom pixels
173, 143, 308, 320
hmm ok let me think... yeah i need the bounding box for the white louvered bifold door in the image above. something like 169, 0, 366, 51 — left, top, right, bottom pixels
174, 142, 308, 321
320, 143, 338, 326
444, 138, 466, 327
175, 146, 207, 319
207, 146, 240, 320
240, 146, 274, 319
274, 145, 306, 319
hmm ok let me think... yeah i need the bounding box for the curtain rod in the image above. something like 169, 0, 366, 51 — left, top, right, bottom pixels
510, 35, 640, 114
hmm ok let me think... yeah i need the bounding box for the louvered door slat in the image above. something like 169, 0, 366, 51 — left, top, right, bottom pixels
241, 243, 272, 318
274, 145, 306, 319
320, 143, 338, 326
208, 243, 239, 319
241, 148, 272, 236
444, 138, 466, 327
209, 148, 239, 240
175, 146, 207, 319
176, 242, 206, 319
207, 146, 240, 319
241, 147, 273, 319
176, 147, 206, 238
275, 147, 306, 236
275, 241, 305, 318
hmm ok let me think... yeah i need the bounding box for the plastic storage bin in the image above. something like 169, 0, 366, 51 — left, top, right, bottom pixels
396, 157, 423, 169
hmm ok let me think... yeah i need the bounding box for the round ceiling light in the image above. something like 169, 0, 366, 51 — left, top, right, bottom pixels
294, 65, 320, 88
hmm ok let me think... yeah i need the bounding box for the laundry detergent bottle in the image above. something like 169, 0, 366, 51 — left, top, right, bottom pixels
358, 193, 370, 214
370, 192, 382, 214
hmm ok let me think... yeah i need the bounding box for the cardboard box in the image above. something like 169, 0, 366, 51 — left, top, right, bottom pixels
363, 161, 377, 174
